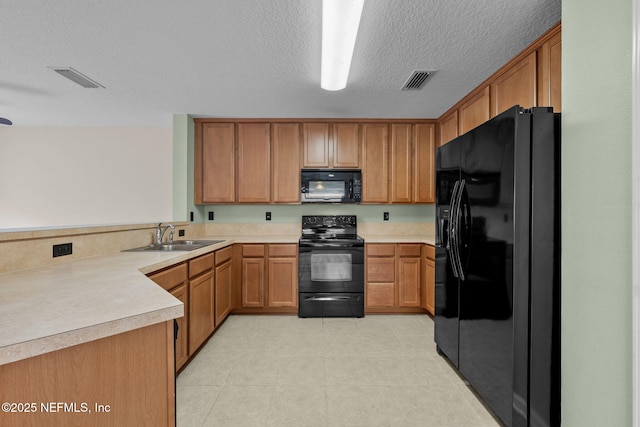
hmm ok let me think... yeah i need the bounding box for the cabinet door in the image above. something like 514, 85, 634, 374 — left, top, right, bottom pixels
170, 283, 189, 370
538, 31, 562, 112
237, 123, 271, 203
242, 257, 265, 307
272, 123, 301, 203
332, 123, 360, 168
425, 257, 435, 315
459, 87, 490, 135
391, 124, 412, 203
398, 257, 421, 307
215, 260, 232, 325
200, 123, 235, 203
361, 123, 389, 203
366, 282, 395, 308
268, 257, 298, 307
413, 124, 436, 203
439, 110, 458, 146
189, 271, 215, 351
302, 123, 330, 168
491, 51, 537, 116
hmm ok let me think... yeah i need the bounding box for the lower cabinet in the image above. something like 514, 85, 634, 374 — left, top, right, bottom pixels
148, 246, 235, 372
422, 245, 436, 315
366, 243, 432, 314
188, 252, 215, 352
240, 244, 298, 312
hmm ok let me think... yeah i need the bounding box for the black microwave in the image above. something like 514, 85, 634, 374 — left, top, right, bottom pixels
301, 169, 362, 203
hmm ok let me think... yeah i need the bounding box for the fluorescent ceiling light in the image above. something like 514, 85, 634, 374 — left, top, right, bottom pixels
321, 0, 364, 91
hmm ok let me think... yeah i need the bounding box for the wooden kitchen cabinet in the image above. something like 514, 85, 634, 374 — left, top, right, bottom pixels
391, 124, 413, 203
413, 124, 436, 203
397, 244, 421, 307
215, 246, 233, 325
272, 123, 301, 203
196, 122, 235, 203
267, 244, 298, 307
490, 51, 537, 117
422, 244, 436, 315
148, 262, 189, 371
239, 244, 298, 312
332, 123, 360, 168
302, 123, 330, 168
188, 253, 215, 352
237, 123, 271, 203
459, 86, 490, 135
241, 244, 265, 308
538, 30, 562, 112
439, 110, 458, 146
366, 244, 396, 308
361, 123, 389, 203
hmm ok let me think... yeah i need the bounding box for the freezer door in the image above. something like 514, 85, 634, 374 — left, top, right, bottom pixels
434, 138, 461, 367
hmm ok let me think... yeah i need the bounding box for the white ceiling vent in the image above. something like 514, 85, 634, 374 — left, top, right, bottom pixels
401, 70, 435, 90
50, 67, 105, 88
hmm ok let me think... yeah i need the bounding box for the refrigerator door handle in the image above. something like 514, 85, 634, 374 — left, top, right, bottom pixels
454, 179, 467, 281
448, 180, 461, 278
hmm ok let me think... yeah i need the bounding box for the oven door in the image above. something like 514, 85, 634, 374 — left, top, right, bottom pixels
298, 245, 364, 293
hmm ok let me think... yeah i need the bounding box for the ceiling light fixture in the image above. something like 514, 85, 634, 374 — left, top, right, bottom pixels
321, 0, 364, 91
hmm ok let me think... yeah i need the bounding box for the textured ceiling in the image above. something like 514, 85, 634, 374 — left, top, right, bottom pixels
0, 0, 561, 127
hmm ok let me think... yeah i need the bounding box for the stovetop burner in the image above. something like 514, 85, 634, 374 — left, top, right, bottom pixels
299, 215, 363, 247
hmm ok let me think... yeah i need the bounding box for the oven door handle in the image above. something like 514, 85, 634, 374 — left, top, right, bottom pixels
304, 296, 356, 301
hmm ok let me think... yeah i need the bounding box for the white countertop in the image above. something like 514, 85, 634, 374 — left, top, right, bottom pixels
0, 233, 432, 365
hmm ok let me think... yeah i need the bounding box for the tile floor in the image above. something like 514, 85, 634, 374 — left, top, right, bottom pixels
176, 314, 502, 427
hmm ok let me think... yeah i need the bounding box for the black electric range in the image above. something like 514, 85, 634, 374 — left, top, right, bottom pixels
298, 215, 365, 318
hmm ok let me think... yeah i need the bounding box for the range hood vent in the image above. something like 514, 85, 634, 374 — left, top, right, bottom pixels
401, 70, 435, 90
50, 67, 105, 89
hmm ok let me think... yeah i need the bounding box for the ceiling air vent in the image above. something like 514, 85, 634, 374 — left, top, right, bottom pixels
50, 67, 105, 89
401, 70, 435, 90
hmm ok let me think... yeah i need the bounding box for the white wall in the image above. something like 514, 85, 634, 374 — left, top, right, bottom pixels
0, 127, 173, 230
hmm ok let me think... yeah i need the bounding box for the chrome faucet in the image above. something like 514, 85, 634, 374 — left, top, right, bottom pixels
156, 223, 175, 245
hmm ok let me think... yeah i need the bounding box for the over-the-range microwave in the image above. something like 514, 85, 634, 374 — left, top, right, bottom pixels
300, 169, 362, 203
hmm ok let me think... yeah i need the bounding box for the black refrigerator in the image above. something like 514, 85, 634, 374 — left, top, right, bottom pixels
434, 106, 560, 427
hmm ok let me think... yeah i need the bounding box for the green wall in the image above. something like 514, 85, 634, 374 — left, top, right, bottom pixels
203, 204, 434, 224
562, 0, 633, 425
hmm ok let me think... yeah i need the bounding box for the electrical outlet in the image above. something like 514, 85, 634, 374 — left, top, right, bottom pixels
383, 212, 390, 221
209, 211, 214, 221
266, 212, 272, 221
178, 229, 185, 237
53, 243, 73, 258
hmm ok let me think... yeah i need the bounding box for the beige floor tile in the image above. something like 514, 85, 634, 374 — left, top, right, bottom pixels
177, 315, 502, 427
265, 385, 327, 427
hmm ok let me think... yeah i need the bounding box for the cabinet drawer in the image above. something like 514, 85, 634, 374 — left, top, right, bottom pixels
366, 244, 395, 257
215, 246, 233, 265
243, 244, 265, 257
398, 244, 421, 257
366, 257, 395, 282
268, 244, 297, 257
189, 252, 214, 278
423, 244, 435, 260
148, 263, 187, 291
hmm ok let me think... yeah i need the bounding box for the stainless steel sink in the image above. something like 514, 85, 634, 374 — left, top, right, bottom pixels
123, 239, 224, 252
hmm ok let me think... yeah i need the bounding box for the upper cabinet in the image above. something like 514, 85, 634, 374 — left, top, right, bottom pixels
272, 123, 301, 203
490, 51, 537, 117
195, 123, 235, 204
302, 123, 360, 168
361, 123, 389, 203
237, 123, 271, 203
438, 23, 561, 146
195, 119, 436, 205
